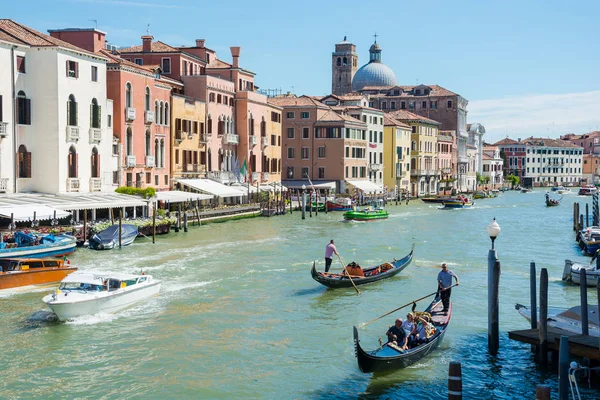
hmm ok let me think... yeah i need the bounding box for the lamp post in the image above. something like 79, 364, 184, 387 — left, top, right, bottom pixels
487, 217, 501, 355
301, 184, 306, 220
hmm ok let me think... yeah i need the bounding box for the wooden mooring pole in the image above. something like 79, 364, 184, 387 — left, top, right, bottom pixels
580, 269, 589, 335
535, 385, 551, 400
447, 361, 462, 400
586, 203, 589, 228
530, 261, 538, 355
489, 260, 500, 355
558, 335, 569, 400
118, 209, 122, 248
83, 210, 87, 245
539, 268, 548, 366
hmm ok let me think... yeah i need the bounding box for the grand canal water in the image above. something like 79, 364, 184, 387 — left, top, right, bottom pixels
1, 190, 599, 399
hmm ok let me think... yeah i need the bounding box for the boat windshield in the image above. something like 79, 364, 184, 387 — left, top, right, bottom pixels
59, 282, 104, 292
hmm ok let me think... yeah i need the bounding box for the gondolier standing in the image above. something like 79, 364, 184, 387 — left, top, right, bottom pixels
324, 239, 339, 273
437, 263, 459, 314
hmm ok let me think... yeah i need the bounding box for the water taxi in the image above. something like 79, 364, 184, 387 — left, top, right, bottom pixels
343, 199, 388, 221
578, 185, 597, 196
0, 258, 77, 290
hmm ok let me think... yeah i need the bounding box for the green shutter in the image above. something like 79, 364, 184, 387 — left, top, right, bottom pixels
97, 105, 101, 129
90, 104, 93, 127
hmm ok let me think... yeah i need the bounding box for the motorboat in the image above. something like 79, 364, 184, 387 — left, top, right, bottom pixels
0, 258, 77, 290
420, 195, 455, 203
563, 259, 600, 287
89, 224, 138, 250
515, 303, 599, 337
442, 195, 473, 209
343, 199, 388, 221
326, 197, 355, 211
557, 188, 572, 194
576, 226, 600, 255
578, 185, 597, 196
43, 271, 161, 321
0, 232, 76, 259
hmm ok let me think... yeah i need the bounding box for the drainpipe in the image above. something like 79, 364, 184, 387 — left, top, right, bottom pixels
11, 45, 17, 193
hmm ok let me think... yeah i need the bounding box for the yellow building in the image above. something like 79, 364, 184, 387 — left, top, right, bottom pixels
387, 110, 440, 197
170, 94, 207, 181
383, 116, 411, 197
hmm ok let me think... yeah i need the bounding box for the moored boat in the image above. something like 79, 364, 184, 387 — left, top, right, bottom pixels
0, 232, 76, 259
421, 195, 454, 203
311, 245, 414, 288
562, 259, 600, 287
0, 258, 77, 290
43, 271, 161, 321
576, 226, 600, 255
326, 198, 355, 211
89, 224, 138, 250
343, 200, 388, 221
354, 297, 451, 373
515, 303, 599, 337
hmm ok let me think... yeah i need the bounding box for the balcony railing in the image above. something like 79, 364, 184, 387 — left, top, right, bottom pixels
146, 155, 155, 167
441, 167, 453, 175
66, 178, 80, 192
126, 155, 136, 168
144, 110, 155, 124
369, 163, 382, 172
223, 134, 239, 145
207, 170, 235, 184
200, 133, 207, 143
89, 177, 102, 192
0, 178, 8, 193
261, 137, 269, 147
262, 172, 270, 181
410, 169, 440, 177
252, 172, 259, 182
458, 156, 469, 164
89, 128, 102, 143
66, 126, 80, 142
183, 164, 201, 173
249, 135, 258, 146
0, 122, 8, 137
126, 107, 136, 121
175, 130, 185, 143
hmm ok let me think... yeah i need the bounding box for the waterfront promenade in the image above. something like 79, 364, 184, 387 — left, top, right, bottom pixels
0, 190, 598, 399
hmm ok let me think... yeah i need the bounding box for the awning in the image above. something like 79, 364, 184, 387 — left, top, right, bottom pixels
0, 193, 146, 211
176, 179, 244, 198
260, 182, 288, 192
0, 205, 71, 222
155, 190, 213, 203
283, 180, 336, 190
230, 183, 259, 194
346, 180, 383, 194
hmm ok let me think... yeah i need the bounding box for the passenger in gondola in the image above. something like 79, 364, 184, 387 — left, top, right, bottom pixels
414, 314, 434, 345
402, 313, 417, 348
386, 318, 408, 350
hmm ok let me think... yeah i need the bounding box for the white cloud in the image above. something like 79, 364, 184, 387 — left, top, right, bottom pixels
469, 91, 600, 143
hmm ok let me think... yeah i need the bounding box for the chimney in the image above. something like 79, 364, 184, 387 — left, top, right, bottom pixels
196, 39, 205, 48
141, 35, 153, 52
48, 29, 106, 53
230, 46, 241, 68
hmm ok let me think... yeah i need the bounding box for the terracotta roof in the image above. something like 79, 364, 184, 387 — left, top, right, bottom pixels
207, 58, 232, 68
385, 109, 440, 125
482, 153, 494, 160
561, 131, 600, 140
0, 19, 101, 57
268, 95, 326, 108
344, 105, 384, 113
317, 110, 366, 126
522, 137, 582, 148
120, 40, 180, 53
384, 115, 410, 128
492, 137, 519, 146
99, 49, 183, 87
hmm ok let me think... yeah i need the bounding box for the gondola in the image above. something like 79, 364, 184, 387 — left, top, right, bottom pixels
310, 245, 414, 288
353, 297, 451, 373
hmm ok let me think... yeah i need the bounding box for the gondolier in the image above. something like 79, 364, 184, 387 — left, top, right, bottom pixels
437, 263, 459, 314
324, 239, 339, 273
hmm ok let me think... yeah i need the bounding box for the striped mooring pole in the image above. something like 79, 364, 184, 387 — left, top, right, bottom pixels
448, 361, 462, 399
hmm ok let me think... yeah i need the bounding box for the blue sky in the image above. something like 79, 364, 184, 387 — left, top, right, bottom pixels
6, 0, 600, 143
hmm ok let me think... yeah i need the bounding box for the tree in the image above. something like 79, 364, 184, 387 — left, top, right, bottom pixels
506, 174, 520, 189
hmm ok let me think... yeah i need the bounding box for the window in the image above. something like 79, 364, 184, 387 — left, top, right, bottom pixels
391, 101, 396, 109
66, 60, 78, 78
409, 101, 415, 110
68, 146, 78, 178
318, 146, 326, 158
135, 58, 143, 65
318, 167, 325, 179
336, 57, 341, 66
107, 114, 112, 128
447, 100, 453, 109
125, 83, 132, 108
431, 101, 437, 109
422, 101, 427, 109
286, 112, 295, 119
17, 56, 26, 73
145, 129, 151, 156
287, 147, 295, 158
91, 147, 100, 178
126, 127, 133, 156
16, 91, 31, 125
301, 112, 310, 119
287, 128, 295, 139
302, 127, 309, 139
146, 172, 151, 184
161, 58, 171, 74
91, 98, 101, 128
91, 66, 98, 82
67, 94, 78, 126
411, 126, 416, 133
145, 87, 151, 111
302, 167, 309, 178
382, 102, 387, 109
17, 145, 31, 178
287, 166, 294, 179
401, 101, 405, 109
301, 147, 309, 159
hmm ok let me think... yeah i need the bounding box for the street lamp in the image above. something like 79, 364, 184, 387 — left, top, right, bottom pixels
487, 217, 501, 355
301, 184, 307, 220
487, 217, 501, 250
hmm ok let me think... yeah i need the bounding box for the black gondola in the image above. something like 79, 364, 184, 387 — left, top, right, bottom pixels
353, 297, 451, 373
310, 245, 414, 288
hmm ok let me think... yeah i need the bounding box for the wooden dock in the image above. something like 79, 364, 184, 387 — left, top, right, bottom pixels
508, 328, 600, 360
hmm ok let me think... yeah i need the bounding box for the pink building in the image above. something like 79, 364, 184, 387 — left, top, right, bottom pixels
437, 130, 455, 193
561, 131, 600, 155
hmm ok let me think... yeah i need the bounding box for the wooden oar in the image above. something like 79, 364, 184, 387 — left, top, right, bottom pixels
338, 254, 360, 294
358, 283, 459, 328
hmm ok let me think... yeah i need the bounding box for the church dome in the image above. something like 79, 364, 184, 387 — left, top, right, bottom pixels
352, 40, 398, 91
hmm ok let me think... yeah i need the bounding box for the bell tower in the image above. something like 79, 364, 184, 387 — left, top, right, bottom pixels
332, 36, 358, 95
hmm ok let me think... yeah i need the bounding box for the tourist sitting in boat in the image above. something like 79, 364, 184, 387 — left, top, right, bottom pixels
378, 262, 394, 274
414, 313, 435, 345
402, 313, 418, 348
343, 262, 364, 277
386, 318, 408, 350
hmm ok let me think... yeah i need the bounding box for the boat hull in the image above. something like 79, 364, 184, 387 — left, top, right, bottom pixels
562, 260, 600, 287
44, 281, 161, 321
326, 200, 354, 211
0, 235, 76, 259
442, 201, 474, 209
515, 303, 600, 337
343, 211, 388, 221
0, 267, 77, 290
421, 196, 453, 203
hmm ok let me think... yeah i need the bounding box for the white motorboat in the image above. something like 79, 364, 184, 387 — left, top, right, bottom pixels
43, 271, 160, 321
557, 188, 572, 194
515, 303, 599, 337
563, 259, 600, 287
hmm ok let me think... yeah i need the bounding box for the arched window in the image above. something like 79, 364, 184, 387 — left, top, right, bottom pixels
17, 145, 31, 178
336, 57, 341, 66
154, 100, 159, 120
343, 57, 347, 66
68, 146, 78, 178
207, 115, 212, 134
67, 94, 77, 126
159, 139, 165, 168
145, 129, 151, 156
248, 114, 254, 136
91, 98, 101, 128
125, 83, 132, 108
217, 94, 222, 104
155, 139, 159, 168
159, 102, 164, 125
218, 116, 224, 135
411, 141, 416, 151
410, 158, 416, 170
260, 117, 266, 137
145, 87, 151, 111
91, 147, 100, 178
17, 91, 30, 125
126, 127, 133, 156
164, 103, 169, 126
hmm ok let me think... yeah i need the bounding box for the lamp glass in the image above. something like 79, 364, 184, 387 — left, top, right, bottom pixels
487, 219, 501, 238
302, 184, 306, 190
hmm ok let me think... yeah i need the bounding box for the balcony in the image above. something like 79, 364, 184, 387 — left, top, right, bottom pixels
410, 169, 440, 177
66, 178, 80, 192
0, 178, 8, 193
175, 130, 185, 143
249, 135, 258, 146
252, 172, 259, 182
261, 137, 269, 147
126, 155, 136, 168
0, 122, 8, 137
144, 110, 155, 124
66, 126, 80, 142
262, 172, 270, 181
441, 167, 453, 175
458, 156, 469, 164
89, 128, 102, 143
200, 133, 207, 143
223, 134, 239, 145
89, 177, 102, 192
126, 107, 136, 121
183, 164, 200, 173
207, 170, 235, 184
146, 155, 155, 167
369, 163, 382, 172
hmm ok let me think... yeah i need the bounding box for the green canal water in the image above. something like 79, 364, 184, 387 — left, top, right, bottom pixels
1, 190, 598, 399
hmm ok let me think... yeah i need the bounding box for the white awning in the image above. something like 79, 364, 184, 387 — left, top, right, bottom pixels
283, 180, 336, 190
155, 190, 213, 203
0, 205, 71, 222
176, 179, 244, 198
346, 180, 383, 194
260, 182, 288, 192
230, 183, 259, 194
0, 193, 146, 212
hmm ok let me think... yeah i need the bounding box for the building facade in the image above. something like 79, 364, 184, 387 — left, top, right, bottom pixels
437, 130, 455, 194
522, 137, 583, 186
383, 116, 411, 196
171, 94, 206, 180
492, 137, 526, 180
560, 131, 600, 154
482, 145, 504, 188
331, 37, 358, 96
582, 153, 600, 184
